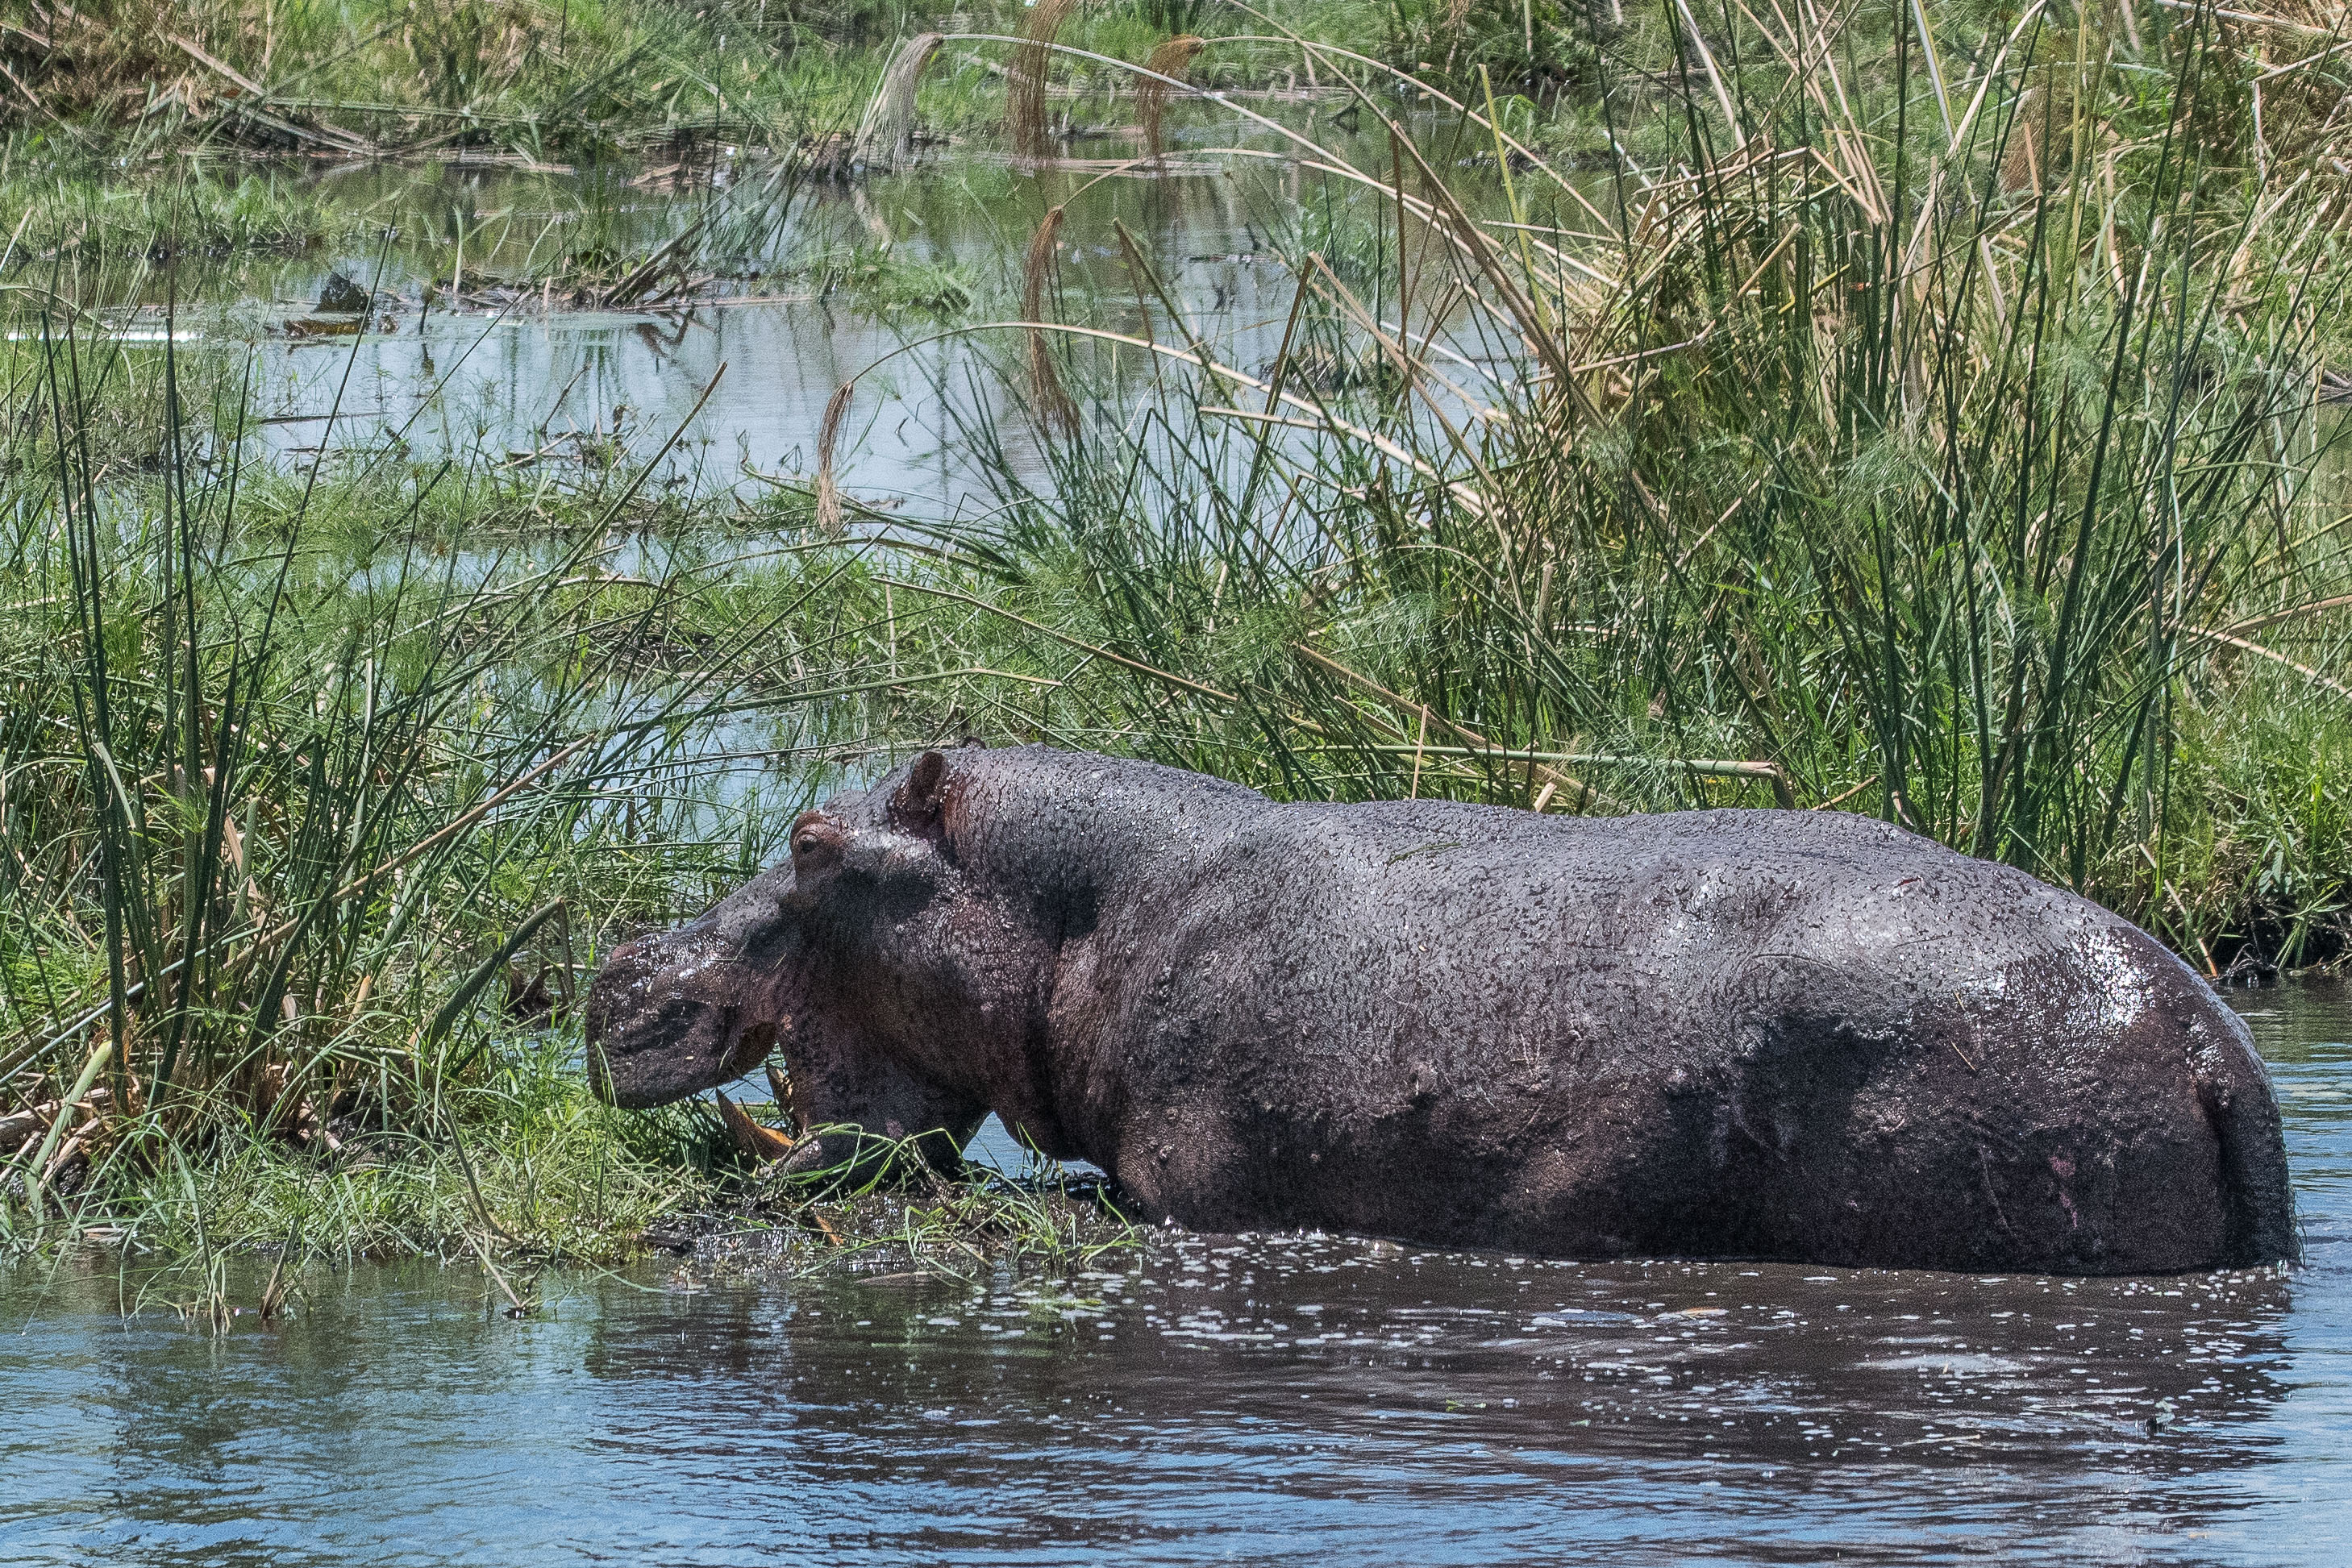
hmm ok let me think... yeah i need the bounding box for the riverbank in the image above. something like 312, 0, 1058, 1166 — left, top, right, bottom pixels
6, 2, 2352, 1271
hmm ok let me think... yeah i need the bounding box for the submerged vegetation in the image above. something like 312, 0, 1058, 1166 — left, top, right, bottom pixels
6, 0, 2352, 1286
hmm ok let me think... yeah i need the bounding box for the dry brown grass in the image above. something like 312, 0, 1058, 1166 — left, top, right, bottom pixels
0, 1, 220, 123
1139, 34, 1205, 160
851, 31, 944, 170
1022, 204, 1079, 436
1006, 0, 1080, 164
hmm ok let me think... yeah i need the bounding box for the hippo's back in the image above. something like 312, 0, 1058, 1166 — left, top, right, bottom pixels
1207, 801, 2095, 1032
1091, 800, 2292, 1272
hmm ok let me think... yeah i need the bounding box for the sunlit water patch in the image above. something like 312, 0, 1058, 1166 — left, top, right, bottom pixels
19, 144, 1406, 514
4, 984, 2344, 1565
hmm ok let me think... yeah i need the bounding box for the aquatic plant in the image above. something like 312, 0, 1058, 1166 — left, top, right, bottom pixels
922, 4, 2352, 967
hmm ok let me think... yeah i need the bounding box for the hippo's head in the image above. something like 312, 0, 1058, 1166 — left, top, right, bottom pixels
587, 748, 1033, 1171
585, 861, 799, 1111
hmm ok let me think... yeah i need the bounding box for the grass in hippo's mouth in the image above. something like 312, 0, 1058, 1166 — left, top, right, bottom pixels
662, 1126, 1144, 1282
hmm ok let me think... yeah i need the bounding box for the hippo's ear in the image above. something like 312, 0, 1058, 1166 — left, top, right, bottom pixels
890, 749, 951, 838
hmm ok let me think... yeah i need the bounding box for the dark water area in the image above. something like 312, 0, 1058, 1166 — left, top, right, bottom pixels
5, 984, 2346, 1566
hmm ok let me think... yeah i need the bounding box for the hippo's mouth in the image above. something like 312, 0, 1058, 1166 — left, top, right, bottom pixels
721, 1015, 781, 1080
589, 1004, 785, 1110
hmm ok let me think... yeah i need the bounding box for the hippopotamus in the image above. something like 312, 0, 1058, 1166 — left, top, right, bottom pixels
587, 743, 2296, 1274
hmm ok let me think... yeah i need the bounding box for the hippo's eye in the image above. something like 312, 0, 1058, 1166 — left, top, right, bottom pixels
790, 813, 846, 870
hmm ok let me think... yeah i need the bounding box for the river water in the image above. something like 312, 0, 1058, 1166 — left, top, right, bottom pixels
240, 160, 1313, 510
2, 984, 2345, 1565
37, 135, 1379, 516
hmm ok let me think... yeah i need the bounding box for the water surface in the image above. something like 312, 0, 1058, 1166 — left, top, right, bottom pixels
4, 984, 2345, 1565
25, 137, 1397, 514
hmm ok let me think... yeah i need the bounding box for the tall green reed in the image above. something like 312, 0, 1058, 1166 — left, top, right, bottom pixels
933, 2, 2352, 961
0, 285, 983, 1250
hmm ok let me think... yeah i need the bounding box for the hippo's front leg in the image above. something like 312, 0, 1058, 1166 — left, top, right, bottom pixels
776, 1008, 988, 1176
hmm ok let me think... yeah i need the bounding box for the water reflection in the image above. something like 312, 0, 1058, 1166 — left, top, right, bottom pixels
25, 148, 1347, 514
246, 160, 1314, 511
3, 983, 2344, 1565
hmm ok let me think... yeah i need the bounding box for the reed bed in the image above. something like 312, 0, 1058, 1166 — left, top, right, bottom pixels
0, 307, 1084, 1269
0, 0, 1370, 167
902, 2, 2352, 970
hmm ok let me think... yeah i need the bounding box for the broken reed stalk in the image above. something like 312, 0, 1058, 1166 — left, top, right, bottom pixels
1139, 35, 1205, 161
851, 31, 943, 170
1007, 0, 1079, 164
15, 1041, 111, 1228
1023, 206, 1080, 437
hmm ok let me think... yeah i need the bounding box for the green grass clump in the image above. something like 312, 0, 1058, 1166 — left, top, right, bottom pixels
795, 241, 976, 315
0, 158, 341, 260
681, 1129, 1143, 1281
105, 1029, 718, 1262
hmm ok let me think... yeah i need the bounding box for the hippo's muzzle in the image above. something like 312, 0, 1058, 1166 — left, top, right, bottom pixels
585, 932, 782, 1109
